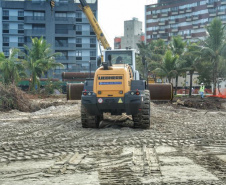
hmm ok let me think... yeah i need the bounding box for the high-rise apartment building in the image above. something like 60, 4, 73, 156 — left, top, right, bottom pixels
145, 0, 226, 43
114, 18, 145, 51
0, 0, 98, 79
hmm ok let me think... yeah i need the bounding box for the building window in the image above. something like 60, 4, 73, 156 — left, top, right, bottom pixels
76, 50, 82, 56
76, 12, 82, 22
32, 24, 45, 34
90, 38, 96, 48
33, 12, 45, 20
76, 25, 82, 35
18, 11, 24, 20
18, 24, 24, 34
56, 50, 68, 60
3, 10, 9, 20
55, 12, 67, 20
90, 50, 96, 57
76, 51, 82, 60
18, 37, 24, 47
3, 49, 9, 57
55, 38, 68, 47
3, 24, 9, 33
3, 37, 9, 46
76, 25, 82, 31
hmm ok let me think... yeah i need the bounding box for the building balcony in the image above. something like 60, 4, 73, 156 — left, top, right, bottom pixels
24, 29, 46, 36
172, 28, 178, 32
172, 11, 178, 15
55, 30, 76, 37
55, 56, 96, 63
161, 12, 168, 17
179, 9, 185, 14
186, 17, 192, 21
209, 12, 217, 17
185, 35, 192, 39
75, 31, 96, 36
158, 21, 165, 25
2, 42, 24, 48
218, 9, 226, 15
2, 16, 24, 22
2, 29, 23, 35
207, 3, 214, 8
75, 18, 89, 23
200, 23, 207, 28
192, 24, 199, 29
222, 18, 226, 24
186, 8, 192, 13
55, 17, 76, 24
159, 29, 165, 33
24, 16, 45, 23
75, 43, 96, 49
55, 43, 75, 50
152, 15, 158, 18
169, 19, 176, 24
193, 15, 199, 20
222, 0, 226, 5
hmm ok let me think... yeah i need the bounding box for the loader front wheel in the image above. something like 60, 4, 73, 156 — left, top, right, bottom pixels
132, 90, 150, 129
81, 104, 101, 128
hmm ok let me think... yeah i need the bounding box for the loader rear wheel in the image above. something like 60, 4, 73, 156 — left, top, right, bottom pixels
132, 90, 150, 129
81, 104, 101, 128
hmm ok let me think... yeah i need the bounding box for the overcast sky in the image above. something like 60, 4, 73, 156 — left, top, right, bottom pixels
98, 0, 157, 47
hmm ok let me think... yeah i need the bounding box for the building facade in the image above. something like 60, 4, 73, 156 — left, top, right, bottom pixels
0, 0, 98, 79
145, 0, 226, 43
114, 18, 145, 51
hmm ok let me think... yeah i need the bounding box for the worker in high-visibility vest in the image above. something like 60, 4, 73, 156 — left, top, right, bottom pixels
199, 83, 205, 98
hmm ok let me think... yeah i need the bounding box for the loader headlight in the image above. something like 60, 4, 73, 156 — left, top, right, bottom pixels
130, 91, 134, 95
119, 91, 123, 94
83, 92, 87, 96
98, 91, 101, 94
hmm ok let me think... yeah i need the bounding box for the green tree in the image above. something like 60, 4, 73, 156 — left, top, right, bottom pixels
182, 43, 201, 96
168, 36, 186, 95
23, 37, 63, 91
199, 18, 226, 95
152, 50, 179, 83
0, 48, 26, 85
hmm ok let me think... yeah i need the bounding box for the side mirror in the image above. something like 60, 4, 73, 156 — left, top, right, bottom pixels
97, 57, 101, 67
108, 55, 112, 66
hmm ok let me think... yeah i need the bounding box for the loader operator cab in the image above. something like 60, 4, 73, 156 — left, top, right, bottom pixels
103, 49, 140, 80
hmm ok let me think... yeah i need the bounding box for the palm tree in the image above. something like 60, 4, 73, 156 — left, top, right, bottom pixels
199, 18, 226, 95
168, 36, 186, 95
0, 48, 26, 85
23, 37, 63, 91
152, 50, 179, 83
182, 43, 200, 96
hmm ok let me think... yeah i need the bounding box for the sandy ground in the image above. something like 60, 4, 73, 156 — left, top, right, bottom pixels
0, 98, 225, 185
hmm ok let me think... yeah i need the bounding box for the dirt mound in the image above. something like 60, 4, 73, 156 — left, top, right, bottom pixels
172, 96, 226, 110
0, 84, 33, 112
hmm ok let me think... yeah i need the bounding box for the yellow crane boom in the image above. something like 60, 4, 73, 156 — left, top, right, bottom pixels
79, 0, 111, 50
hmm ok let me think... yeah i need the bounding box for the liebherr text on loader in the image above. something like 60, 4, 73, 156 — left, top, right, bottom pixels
63, 0, 173, 129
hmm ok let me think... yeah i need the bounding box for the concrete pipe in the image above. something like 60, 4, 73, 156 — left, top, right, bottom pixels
67, 83, 84, 100
62, 72, 95, 80
148, 83, 173, 101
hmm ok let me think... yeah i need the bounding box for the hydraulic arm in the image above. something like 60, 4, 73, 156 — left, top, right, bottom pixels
79, 0, 111, 50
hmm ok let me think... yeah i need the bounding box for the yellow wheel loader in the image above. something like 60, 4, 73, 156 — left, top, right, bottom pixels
63, 0, 173, 128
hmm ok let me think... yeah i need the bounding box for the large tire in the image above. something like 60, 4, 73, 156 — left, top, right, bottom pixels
132, 90, 150, 129
81, 104, 102, 128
